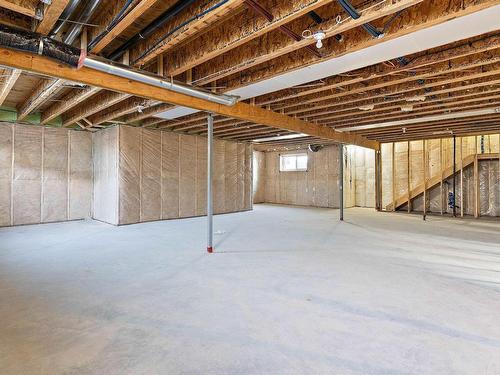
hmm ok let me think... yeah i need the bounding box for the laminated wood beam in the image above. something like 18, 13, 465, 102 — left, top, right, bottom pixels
0, 68, 20, 106
131, 0, 245, 66
164, 0, 337, 76
36, 0, 70, 35
0, 47, 379, 149
17, 78, 65, 120
192, 0, 423, 85
41, 86, 101, 124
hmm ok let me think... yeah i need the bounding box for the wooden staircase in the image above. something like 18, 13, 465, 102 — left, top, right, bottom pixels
386, 153, 498, 211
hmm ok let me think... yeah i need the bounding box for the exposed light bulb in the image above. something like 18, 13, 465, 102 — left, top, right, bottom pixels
316, 39, 323, 49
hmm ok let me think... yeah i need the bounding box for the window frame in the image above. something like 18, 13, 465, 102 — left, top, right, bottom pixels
279, 153, 308, 172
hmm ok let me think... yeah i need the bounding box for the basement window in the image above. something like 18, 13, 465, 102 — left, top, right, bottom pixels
280, 153, 308, 172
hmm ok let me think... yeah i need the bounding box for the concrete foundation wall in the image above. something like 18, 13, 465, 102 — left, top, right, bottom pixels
0, 123, 92, 227
253, 145, 375, 208
93, 125, 253, 225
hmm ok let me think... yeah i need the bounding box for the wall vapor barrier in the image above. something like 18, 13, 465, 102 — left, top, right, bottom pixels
382, 134, 499, 217
93, 125, 252, 225
0, 123, 92, 227
252, 144, 375, 209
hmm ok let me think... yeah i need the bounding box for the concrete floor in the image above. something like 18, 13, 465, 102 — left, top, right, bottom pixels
1, 205, 500, 375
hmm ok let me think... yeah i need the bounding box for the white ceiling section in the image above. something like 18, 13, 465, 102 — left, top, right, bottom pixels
155, 5, 500, 121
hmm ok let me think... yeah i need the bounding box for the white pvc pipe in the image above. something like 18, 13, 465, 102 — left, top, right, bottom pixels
207, 113, 214, 253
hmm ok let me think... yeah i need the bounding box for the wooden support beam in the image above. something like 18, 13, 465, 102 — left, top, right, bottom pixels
36, 0, 70, 35
0, 46, 379, 149
17, 78, 65, 120
41, 86, 101, 124
0, 0, 36, 18
0, 68, 20, 106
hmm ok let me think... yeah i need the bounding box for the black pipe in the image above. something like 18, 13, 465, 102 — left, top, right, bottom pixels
108, 0, 198, 61
336, 0, 384, 39
0, 24, 84, 67
88, 0, 134, 52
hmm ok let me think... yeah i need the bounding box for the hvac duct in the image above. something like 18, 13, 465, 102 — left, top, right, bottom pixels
0, 24, 238, 107
0, 24, 85, 67
63, 0, 101, 45
83, 58, 238, 106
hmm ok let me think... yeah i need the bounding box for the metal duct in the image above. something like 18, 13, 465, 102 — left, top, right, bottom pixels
49, 0, 81, 38
83, 58, 238, 106
64, 0, 101, 45
0, 24, 85, 67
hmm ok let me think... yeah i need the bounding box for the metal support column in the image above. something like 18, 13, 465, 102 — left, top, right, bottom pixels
339, 144, 344, 221
207, 113, 214, 253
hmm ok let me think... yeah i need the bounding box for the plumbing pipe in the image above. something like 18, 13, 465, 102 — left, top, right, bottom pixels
108, 0, 198, 61
83, 58, 238, 106
207, 113, 214, 253
64, 0, 101, 45
49, 0, 81, 38
339, 144, 344, 221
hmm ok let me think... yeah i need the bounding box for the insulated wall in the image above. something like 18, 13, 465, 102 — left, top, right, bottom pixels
381, 134, 499, 217
253, 145, 375, 208
0, 123, 92, 227
93, 125, 253, 225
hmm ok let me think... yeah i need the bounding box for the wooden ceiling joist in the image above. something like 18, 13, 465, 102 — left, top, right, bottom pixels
0, 68, 20, 106
17, 78, 65, 120
41, 86, 101, 124
132, 0, 245, 66
36, 0, 70, 35
164, 0, 337, 77
217, 0, 498, 92
63, 91, 132, 127
90, 0, 160, 54
89, 97, 156, 125
0, 0, 36, 18
192, 0, 423, 85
